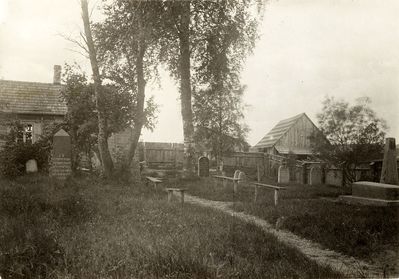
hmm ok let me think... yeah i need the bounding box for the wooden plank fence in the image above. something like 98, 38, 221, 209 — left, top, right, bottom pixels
140, 142, 184, 168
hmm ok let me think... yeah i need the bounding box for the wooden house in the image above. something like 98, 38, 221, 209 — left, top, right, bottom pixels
252, 113, 321, 159
0, 65, 66, 146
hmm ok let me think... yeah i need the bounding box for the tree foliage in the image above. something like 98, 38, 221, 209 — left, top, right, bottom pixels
159, 0, 262, 175
61, 63, 145, 171
95, 0, 159, 170
193, 86, 249, 162
311, 96, 387, 183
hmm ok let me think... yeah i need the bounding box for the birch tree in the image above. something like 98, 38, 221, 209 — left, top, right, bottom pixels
81, 0, 114, 177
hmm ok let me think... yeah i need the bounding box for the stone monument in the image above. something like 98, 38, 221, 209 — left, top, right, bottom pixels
380, 138, 398, 185
49, 129, 72, 180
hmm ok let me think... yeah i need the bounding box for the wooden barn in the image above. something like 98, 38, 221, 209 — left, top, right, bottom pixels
252, 113, 321, 159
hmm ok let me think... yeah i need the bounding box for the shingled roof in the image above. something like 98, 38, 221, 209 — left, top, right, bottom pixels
253, 113, 306, 149
0, 80, 67, 115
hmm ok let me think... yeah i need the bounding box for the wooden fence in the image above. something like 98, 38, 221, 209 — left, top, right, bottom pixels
139, 142, 184, 169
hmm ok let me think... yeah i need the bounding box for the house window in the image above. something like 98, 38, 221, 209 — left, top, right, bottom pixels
25, 124, 33, 144
16, 124, 34, 144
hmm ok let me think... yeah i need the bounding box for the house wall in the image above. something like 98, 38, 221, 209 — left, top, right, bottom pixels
0, 114, 64, 147
274, 115, 318, 153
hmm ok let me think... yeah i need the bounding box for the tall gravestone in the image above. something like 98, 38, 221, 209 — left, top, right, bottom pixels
309, 166, 322, 185
49, 129, 72, 180
278, 165, 290, 184
380, 138, 399, 185
198, 156, 209, 177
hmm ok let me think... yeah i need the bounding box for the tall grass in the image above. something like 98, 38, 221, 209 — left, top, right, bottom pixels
0, 174, 340, 278
184, 177, 399, 272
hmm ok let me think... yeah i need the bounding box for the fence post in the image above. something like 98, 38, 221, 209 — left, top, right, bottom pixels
257, 163, 261, 182
254, 184, 258, 202
233, 179, 238, 193
274, 190, 278, 206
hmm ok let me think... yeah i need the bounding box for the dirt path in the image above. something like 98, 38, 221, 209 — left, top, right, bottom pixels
181, 193, 384, 278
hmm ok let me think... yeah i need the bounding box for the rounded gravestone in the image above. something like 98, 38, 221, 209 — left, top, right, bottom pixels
198, 156, 210, 177
238, 171, 247, 184
26, 159, 38, 173
233, 170, 241, 179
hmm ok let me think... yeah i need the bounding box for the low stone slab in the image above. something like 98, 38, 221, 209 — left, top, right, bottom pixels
339, 195, 399, 207
352, 181, 399, 201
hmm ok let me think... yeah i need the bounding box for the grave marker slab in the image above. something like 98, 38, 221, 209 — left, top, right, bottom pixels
309, 167, 322, 185
26, 159, 38, 173
278, 165, 290, 184
49, 129, 72, 180
198, 156, 209, 177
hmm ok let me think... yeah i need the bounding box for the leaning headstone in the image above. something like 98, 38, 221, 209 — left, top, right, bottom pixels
198, 156, 210, 177
380, 138, 399, 185
309, 166, 322, 185
26, 159, 38, 173
49, 129, 72, 180
278, 165, 290, 184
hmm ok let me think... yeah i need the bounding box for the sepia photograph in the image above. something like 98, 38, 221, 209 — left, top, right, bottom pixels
0, 0, 398, 278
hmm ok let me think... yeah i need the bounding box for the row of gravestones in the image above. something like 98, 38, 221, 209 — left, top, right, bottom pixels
197, 156, 323, 185
278, 165, 322, 185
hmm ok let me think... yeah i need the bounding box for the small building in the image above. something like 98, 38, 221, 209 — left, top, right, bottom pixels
0, 65, 66, 146
252, 113, 321, 159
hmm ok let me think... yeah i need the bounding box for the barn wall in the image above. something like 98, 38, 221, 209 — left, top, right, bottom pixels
275, 115, 318, 152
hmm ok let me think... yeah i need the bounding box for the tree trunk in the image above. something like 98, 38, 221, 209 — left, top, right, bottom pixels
178, 1, 195, 177
81, 0, 114, 177
125, 32, 146, 170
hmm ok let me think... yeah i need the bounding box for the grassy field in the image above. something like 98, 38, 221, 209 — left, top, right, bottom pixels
0, 174, 340, 279
183, 177, 399, 272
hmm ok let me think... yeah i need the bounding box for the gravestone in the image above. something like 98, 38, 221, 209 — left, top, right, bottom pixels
309, 166, 322, 185
238, 171, 247, 184
49, 129, 72, 180
233, 170, 241, 179
278, 165, 290, 184
26, 159, 38, 173
198, 156, 209, 177
380, 138, 398, 185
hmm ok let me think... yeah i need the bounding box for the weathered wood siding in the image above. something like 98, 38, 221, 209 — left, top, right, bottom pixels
142, 142, 184, 168
274, 115, 318, 152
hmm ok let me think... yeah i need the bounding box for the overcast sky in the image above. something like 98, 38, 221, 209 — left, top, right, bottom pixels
0, 0, 398, 146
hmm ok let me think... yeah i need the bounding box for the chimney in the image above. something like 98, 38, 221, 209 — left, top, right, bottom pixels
53, 65, 61, 84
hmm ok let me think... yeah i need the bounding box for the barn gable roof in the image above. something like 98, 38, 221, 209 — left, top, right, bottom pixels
0, 80, 67, 116
253, 113, 309, 149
